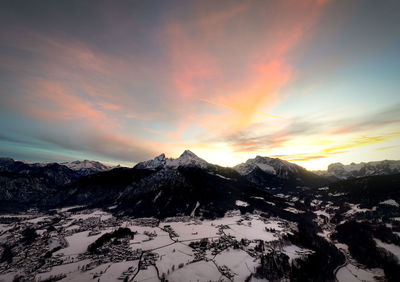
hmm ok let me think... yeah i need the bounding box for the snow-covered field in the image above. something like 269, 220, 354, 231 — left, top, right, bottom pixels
0, 209, 306, 282
336, 263, 384, 282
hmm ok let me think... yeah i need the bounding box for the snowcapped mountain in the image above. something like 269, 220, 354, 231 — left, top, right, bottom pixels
315, 160, 400, 180
233, 155, 327, 189
0, 158, 113, 176
234, 156, 302, 178
134, 151, 327, 191
134, 150, 212, 170
61, 160, 113, 176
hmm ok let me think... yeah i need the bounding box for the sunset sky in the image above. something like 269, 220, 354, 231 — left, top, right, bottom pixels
0, 0, 399, 170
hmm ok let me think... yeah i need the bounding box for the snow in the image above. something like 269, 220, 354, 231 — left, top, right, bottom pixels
35, 259, 91, 281
345, 204, 371, 215
284, 207, 305, 214
134, 265, 158, 281
336, 264, 384, 282
282, 245, 313, 263
314, 210, 330, 218
54, 230, 110, 256
249, 278, 268, 282
65, 224, 80, 231
214, 249, 258, 281
154, 243, 193, 275
0, 272, 19, 282
57, 205, 86, 212
61, 160, 112, 172
233, 155, 300, 178
335, 243, 349, 252
215, 174, 231, 180
129, 227, 173, 251
374, 238, 400, 261
0, 214, 28, 218
153, 191, 162, 203
167, 260, 223, 282
135, 150, 211, 170
190, 201, 200, 217
235, 200, 249, 207
70, 210, 113, 221
224, 218, 277, 241
379, 199, 399, 207
323, 160, 400, 179
256, 163, 276, 174
0, 224, 12, 233
317, 230, 330, 240
160, 221, 219, 241
99, 261, 139, 282
25, 216, 49, 224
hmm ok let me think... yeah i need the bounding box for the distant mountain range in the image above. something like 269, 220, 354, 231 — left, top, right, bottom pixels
314, 160, 400, 180
0, 152, 399, 215
2, 152, 400, 281
0, 158, 114, 176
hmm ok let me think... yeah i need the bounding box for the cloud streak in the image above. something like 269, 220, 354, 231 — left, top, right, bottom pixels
0, 0, 399, 168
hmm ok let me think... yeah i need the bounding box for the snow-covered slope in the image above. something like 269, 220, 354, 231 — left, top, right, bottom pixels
315, 160, 400, 180
134, 150, 212, 170
61, 160, 113, 176
233, 155, 327, 189
234, 156, 303, 179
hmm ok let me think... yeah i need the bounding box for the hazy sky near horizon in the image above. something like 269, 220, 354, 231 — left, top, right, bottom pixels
0, 0, 399, 170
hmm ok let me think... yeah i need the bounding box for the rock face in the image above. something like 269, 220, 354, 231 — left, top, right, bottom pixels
68, 151, 266, 218
233, 156, 327, 189
134, 150, 212, 170
61, 160, 113, 176
0, 158, 81, 211
316, 160, 400, 180
2, 152, 399, 218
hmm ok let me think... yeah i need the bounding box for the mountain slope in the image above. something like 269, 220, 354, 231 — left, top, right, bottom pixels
234, 156, 328, 190
61, 160, 114, 176
0, 158, 81, 212
315, 160, 400, 180
61, 152, 289, 218
134, 150, 213, 170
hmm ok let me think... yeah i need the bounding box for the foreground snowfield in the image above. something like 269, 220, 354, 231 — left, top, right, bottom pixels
0, 207, 310, 282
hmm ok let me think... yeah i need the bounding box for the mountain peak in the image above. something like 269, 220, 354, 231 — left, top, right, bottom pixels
155, 153, 166, 160
234, 155, 302, 177
322, 160, 400, 179
180, 150, 197, 158
134, 150, 211, 170
61, 160, 112, 176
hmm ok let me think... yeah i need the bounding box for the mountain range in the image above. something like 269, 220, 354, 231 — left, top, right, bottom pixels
1, 151, 399, 216
2, 151, 400, 281
315, 160, 400, 180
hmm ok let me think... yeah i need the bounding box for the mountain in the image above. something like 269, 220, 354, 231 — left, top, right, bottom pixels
233, 155, 328, 191
322, 173, 400, 207
315, 160, 400, 180
134, 150, 213, 170
63, 151, 285, 218
61, 160, 113, 176
0, 152, 328, 214
0, 158, 81, 212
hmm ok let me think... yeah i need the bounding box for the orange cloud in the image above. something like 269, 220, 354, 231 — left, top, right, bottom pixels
161, 0, 326, 139
23, 80, 115, 129
272, 134, 399, 163
271, 154, 327, 162
97, 102, 122, 111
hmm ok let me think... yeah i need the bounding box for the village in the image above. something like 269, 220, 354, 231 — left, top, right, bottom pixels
0, 206, 313, 282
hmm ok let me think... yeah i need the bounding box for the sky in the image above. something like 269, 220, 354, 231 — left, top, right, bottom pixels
0, 0, 399, 170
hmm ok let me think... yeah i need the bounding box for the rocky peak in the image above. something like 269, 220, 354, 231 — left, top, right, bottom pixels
134, 150, 212, 170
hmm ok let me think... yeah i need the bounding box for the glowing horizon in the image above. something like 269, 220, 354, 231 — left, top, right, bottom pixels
1, 0, 399, 170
